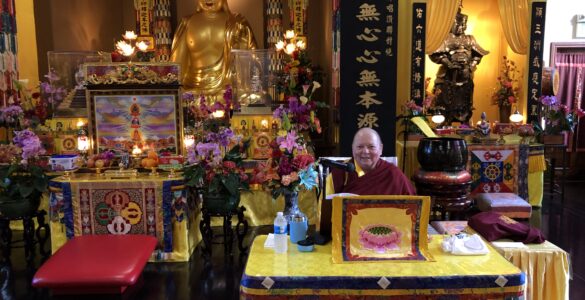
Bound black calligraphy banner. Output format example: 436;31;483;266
411;3;426;105
339;0;398;156
527;1;546;123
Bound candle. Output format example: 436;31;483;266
132;146;142;156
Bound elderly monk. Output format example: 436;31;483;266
326;128;416;196
171;0;257;95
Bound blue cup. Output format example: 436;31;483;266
289;217;308;244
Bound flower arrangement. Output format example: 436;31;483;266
251;130;319;199
492;56;520;108
3;72;67;128
111;31;153;63
0;129;50;216
274;30;325;133
182;87;250;204
538;95;585;134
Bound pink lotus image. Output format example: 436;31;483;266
359;224;402;253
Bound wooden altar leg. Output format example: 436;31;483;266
35;211;50;262
0;219;11;261
200;209;213;257
223;213;234;256
235;206;248;253
22;217;36;267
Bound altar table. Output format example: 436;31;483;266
494;241;570;300
396;140;545;206
47;174;318;261
240;235;525;299
48;173;199;262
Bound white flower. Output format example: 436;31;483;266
285;30;295;39
123;31;137;40
311;81;321;93
275;40;285;51
300;96;308;105
116;40;135;57
136;41;149;52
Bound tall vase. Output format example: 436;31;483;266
499;105;511;123
282;190;306;223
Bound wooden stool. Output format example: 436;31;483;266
32;234;156;295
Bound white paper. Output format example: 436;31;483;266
441;234;489;255
264;233;275;248
326;193;359;200
491;242;528;249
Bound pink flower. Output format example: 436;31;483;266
281;175;292;186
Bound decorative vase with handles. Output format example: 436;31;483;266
202;191;240;214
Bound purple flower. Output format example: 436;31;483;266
276;130;303;153
182;92;195;102
0;105;24;123
273;105;287;119
44;71;61;82
12;129;45;161
541;95;557;106
277;157;294;176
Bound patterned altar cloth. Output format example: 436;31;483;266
48;174;191;261
467;144;529;200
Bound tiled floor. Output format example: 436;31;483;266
3;179;584;299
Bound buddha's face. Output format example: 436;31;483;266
198;0;225;12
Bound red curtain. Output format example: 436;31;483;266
554;52;585;151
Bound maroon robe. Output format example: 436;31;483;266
331;159;416;195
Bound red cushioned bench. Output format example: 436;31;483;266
32;234;157;295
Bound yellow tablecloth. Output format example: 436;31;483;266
396;140;545;206
240;235;525;299
493;241;570;300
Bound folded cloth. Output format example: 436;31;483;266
468;211;545;243
441;233;489;255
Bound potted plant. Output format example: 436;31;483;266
182;87;250;214
536;95;585;144
0;129;50;218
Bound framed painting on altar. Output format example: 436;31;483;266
87;89;182;155
331;195;433;263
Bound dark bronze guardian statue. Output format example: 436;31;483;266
430;8;489;124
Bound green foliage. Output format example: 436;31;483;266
183;142;250;198
0;164;50;204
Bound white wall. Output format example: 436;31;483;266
543;0;585;66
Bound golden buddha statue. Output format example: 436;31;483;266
171;0;257;96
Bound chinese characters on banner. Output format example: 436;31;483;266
527;2;547;123
411;3;426;105
136;0;153;36
290;0;308;36
340;1;398;156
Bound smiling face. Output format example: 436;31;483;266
198;0;226;12
352;128;383;173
